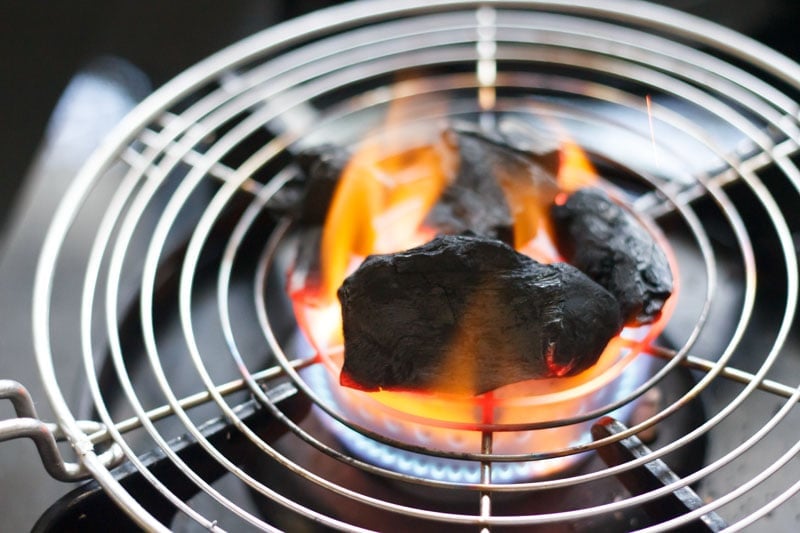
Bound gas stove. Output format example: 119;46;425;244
2;1;800;531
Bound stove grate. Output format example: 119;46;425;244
2;1;799;531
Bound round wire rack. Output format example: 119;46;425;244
23;0;800;530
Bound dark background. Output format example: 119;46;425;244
2;0;799;248
0;1;798;531
0;1;346;240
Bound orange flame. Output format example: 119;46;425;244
304;112;642;355
318;109;602;301
557;139;599;193
306;124;609;355
319;139;450;301
288;114;676;467
495;164;557;252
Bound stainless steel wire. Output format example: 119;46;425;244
25;1;800;531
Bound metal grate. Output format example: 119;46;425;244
13;0;800;530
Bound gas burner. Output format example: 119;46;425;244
3;1;800;531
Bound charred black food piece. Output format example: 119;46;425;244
551;187;673;326
338;234;623;395
266;143;349;224
425;121;559;244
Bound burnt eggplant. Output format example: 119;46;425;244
338;234;622;395
266;143;349;224
550;187;673;326
425;121;559;244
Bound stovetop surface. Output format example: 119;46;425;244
2;1;800;531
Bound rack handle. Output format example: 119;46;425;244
33;382;311;531
0;380;124;482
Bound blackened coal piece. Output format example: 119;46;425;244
338;234;622;395
551;187;673;326
425;121;559;244
266;144;349;224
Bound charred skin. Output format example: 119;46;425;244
338;235;622;395
266;143;349;224
425;121;559;244
551;187;673;326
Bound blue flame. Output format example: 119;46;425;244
302;343;651;483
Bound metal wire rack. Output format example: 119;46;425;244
3;0;800;530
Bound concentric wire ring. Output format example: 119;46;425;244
32;1;800;530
